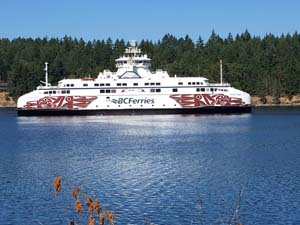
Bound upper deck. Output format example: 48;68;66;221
37;41;231;91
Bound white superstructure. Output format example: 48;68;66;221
17;41;251;116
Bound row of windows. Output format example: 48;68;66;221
99;88;163;94
94;83;110;87
65;82;208;88
66;82;162;88
44;90;70;94
101;87;227;93
116;60;149;64
150;88;161;93
44;87;228;95
100;89;116;94
117;83;128;86
187;82;204;85
113;82;161;87
100;89;163;94
177;82;204;85
116;62;150;65
196;88;228;92
100;88;227;94
145;82;161;86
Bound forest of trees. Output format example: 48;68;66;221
0;31;300;101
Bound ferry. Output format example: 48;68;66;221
17;41;251;116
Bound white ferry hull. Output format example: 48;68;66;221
17;92;251;116
17;106;251;116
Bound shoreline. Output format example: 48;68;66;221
254;104;300;107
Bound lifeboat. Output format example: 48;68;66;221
81;77;94;81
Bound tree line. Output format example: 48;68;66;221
0;31;300;100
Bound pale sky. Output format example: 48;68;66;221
0;0;299;42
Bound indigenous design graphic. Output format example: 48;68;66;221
170;94;244;108
24;96;97;109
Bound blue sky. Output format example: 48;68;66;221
0;0;299;42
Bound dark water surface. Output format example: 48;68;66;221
1;108;300;225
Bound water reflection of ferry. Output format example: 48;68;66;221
17;41;251;116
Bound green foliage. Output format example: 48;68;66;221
1;32;300;100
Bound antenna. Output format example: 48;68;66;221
220;59;223;84
44;62;48;87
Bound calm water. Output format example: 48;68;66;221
0;108;300;225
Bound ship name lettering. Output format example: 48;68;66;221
111;98;154;104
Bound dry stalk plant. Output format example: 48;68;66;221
53;176;115;225
54;176;244;225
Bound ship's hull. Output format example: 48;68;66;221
17;106;251;116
